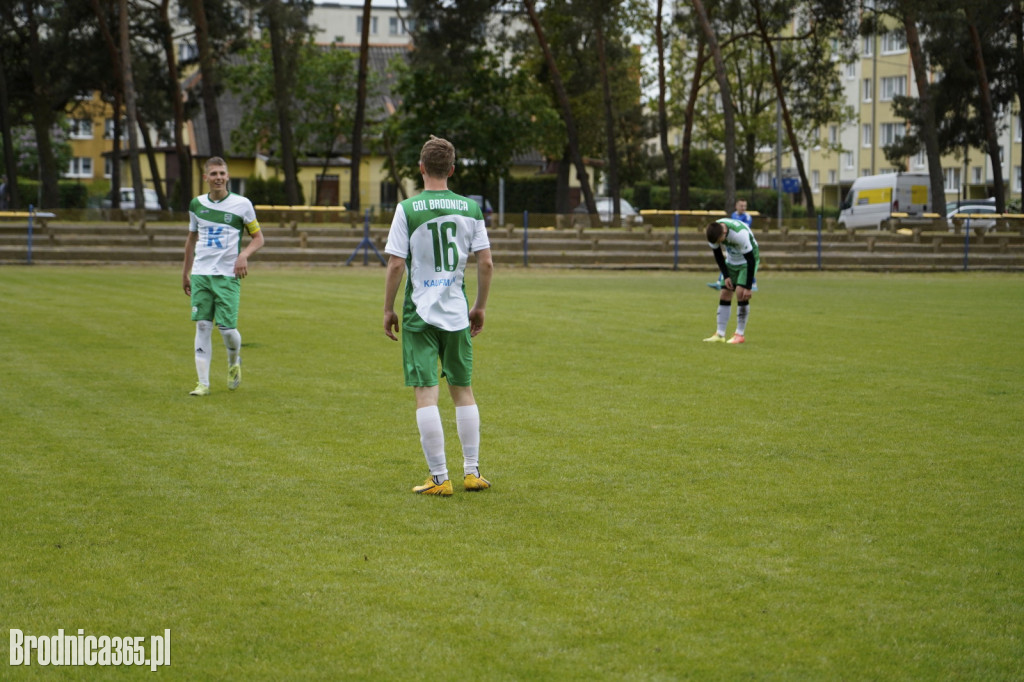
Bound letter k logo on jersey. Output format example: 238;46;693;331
206;226;224;248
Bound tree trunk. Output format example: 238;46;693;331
119;0;145;211
752;0;813;213
691;0;736;212
158;0;191;209
267;1;300;205
0;47;20;209
679;38;707;211
137;112;165;208
350;0;372;211
966;13;1005;213
522;0;597;216
25;7;59;208
191;0;224;157
596;20;620;218
903;11;945;215
655;0;678;210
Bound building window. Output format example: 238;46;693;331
104;158;113;178
880;122;905;146
944;167;961;192
862;124;873;147
913;150;926;169
845;62;856;79
862;36;874;57
356;15;378;35
828;125;838;145
1015;166;1021;192
828;169;836;184
862;78;873;102
67;157;93;178
69;118;93;139
843;151;854;169
880;76;906;101
972;166;982;184
881;31;907;54
812;170;820;191
389;16;402;35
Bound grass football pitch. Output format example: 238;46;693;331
1;266;1022;680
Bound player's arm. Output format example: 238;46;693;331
711;246;731;288
182;230;198;295
383;255;406;341
469;248;493;337
739;250;756;290
234;222;264;278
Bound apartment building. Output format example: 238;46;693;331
795;26;1021;210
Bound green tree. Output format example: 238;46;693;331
392;0;550;204
0;1;105;208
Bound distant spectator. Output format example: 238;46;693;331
0;176;8;210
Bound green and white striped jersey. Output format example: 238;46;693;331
709;217;759;266
188;193;260;277
385;189;490;332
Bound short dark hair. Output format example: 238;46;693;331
706;221;726;243
420;135;455;179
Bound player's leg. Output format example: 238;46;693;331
442;330;490;491
405;329;451;495
705;287;732;342
189;275;215;395
211;277;242;390
728;264;750;344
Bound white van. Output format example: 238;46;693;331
838;173;930;229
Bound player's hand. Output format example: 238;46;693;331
234;254;249;278
469;308;485;337
736;286;752;302
384;310;400;341
723;277;735;291
183;276;191;296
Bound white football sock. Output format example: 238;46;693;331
416;406;447;480
219;326;241;366
194;320;213;386
456;404;481;475
736;301;749;335
717;301;731;336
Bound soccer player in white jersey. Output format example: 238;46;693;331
383;136;494;496
182;157;264;396
704;217;759;344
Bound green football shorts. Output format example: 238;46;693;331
726;257;759;289
190;274;241;328
402;325;473;387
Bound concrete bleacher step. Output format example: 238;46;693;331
1;221;1022;270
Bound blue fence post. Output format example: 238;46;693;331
523;210;529;267
27;204;34;265
816;213;823;271
673;213;679;271
963;218;971;271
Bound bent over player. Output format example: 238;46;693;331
182;157;264;396
704;217;758;344
383;136;494;496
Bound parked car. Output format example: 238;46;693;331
102;187;161;211
572;197;643;227
946;200;998;231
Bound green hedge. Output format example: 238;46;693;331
5;180;89;210
245;176;304;206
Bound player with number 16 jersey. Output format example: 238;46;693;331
385;189;490;333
